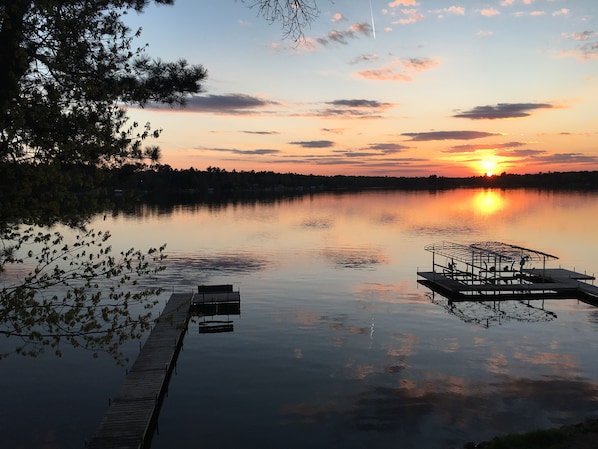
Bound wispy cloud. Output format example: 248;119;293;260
273;21;373;53
489;148;598;167
144;94;279;115
557;30;598;61
479;8;500;17
453;102;554;120
402;131;500;141
200;147;281;156
552;8;570;16
367;143;410;154
331;13;347;23
332;150;379;158
497;150;598;165
388;0;419;6
289;140;335;148
328;99;390;108
313;99;396;118
321;127;346;134
444;141;526;153
433;6;466;18
316;22;372;46
349;53;380;65
394;8;425;24
356;57;439;82
385;1;425;25
241;130;279;135
534;153;598;164
496;148;546;157
511;6;569;18
563;31;595;41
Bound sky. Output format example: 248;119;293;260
125;0;598;177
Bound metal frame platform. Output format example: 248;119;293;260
417;241;597;303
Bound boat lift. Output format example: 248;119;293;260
417;241;597;302
424;241;558;286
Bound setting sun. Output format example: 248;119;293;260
480;159;497;176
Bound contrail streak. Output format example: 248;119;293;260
369;0;376;38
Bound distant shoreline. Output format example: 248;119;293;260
113;168;598;198
3;164;598;211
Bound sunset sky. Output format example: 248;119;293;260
125;0;597;177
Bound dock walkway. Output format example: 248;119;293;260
86;292;192;449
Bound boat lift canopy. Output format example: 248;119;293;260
424;241;558;266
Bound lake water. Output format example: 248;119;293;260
2;188;598;449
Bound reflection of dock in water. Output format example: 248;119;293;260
417;241;598;325
88;285;240;448
191;285;241;333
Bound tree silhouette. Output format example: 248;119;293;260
244;0;321;41
0;1;198;360
0;223;166;362
0;0;207;166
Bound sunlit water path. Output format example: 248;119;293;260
2;188;598;449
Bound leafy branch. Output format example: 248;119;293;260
0;224;166;363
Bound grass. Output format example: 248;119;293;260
484;428;566;449
477;419;598;449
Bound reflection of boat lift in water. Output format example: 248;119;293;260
426;289;557;328
417;241;598;326
190;285;241;333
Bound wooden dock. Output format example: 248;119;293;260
86;292;192;449
191;285;241;333
191;284;241;315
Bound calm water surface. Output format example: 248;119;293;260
2;188;598;449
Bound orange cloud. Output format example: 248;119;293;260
356;57;439;81
395;8;424;24
480;8;500;17
388;0;418;6
331;13;346;22
357;65;412;81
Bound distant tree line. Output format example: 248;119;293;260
3;163;598;209
103;165;598;197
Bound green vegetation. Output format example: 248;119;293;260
0;0;203;362
1;1;206;166
0;164;167;363
458;419;598;449
484;428;566;449
17;164;595;199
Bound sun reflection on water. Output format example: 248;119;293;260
473;190;505;216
